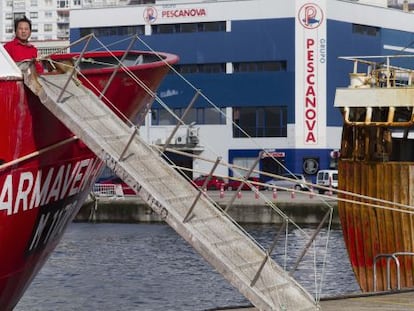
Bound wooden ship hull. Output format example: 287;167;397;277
334;56;414;292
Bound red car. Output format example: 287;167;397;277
227;176;263;191
97;176;136;195
193;175;228;190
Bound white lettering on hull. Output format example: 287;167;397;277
28;200;77;252
0;157;101;216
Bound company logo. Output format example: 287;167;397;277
303;158;319;175
144;6;158;24
298;3;323;29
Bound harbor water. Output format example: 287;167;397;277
15;222;360;311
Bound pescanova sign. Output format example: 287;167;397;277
144;6;207;23
162;8;207;18
295;0;327;147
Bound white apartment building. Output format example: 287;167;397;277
1;0;76;42
1;0;80;54
0;0;155;54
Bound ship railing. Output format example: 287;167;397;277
92;183;125;198
336;55;414;127
339;55;414;89
373;251;414;291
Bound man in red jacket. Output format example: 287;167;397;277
4;16;43;73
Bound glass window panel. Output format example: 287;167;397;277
155;24;176;34
204;108;223;124
233;106;287;138
202;21;226;32
158;108;174;125
182;108;197;124
180;23;197;33
151;109;158;125
232;157;260;178
197;108;203;124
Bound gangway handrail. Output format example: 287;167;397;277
56;35;93;103
340;54;414;89
92;183;125;198
373;251;414;291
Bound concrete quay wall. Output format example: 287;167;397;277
76;191;339;225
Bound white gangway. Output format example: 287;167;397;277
22;63;317;311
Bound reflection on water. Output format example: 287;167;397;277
15;222;360;311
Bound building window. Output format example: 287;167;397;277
154;24;177;34
233;106;287;138
201;22;226;32
6;12;13;19
6;0;13;6
151;107;226;125
152;21;225;34
31;0;38;6
73;0;81;5
233;61;287;72
45;11;53;18
32;24;38;32
30;12;38;19
6;25;13;33
13;12;25;20
172;61;286;75
128;0;155;4
179;23;198;33
171;63;226;74
352;24;380;36
44;0;53;5
80;25;145;37
57;0;69;8
44;24;53;32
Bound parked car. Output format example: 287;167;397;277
193;175;228;190
265;173;309;191
316;169;338;193
98;176;136;195
227;176;263;191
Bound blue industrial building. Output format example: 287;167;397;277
70;0;414;181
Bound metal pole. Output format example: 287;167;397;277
251;222;287;287
119;126;138;161
225;151;263;213
57;35;92;103
373;256;378;291
183;157;221;223
99;36;138;99
289;207;332;276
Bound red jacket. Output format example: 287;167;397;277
4;38;43;73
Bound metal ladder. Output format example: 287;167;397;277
23;69;317;311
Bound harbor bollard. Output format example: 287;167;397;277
273;188;277;199
291;188;295;199
220;185;224;198
237;190;242;199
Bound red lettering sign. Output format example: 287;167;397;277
161;8;207;19
304;37;317;143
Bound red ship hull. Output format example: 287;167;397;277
0;50;178;309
